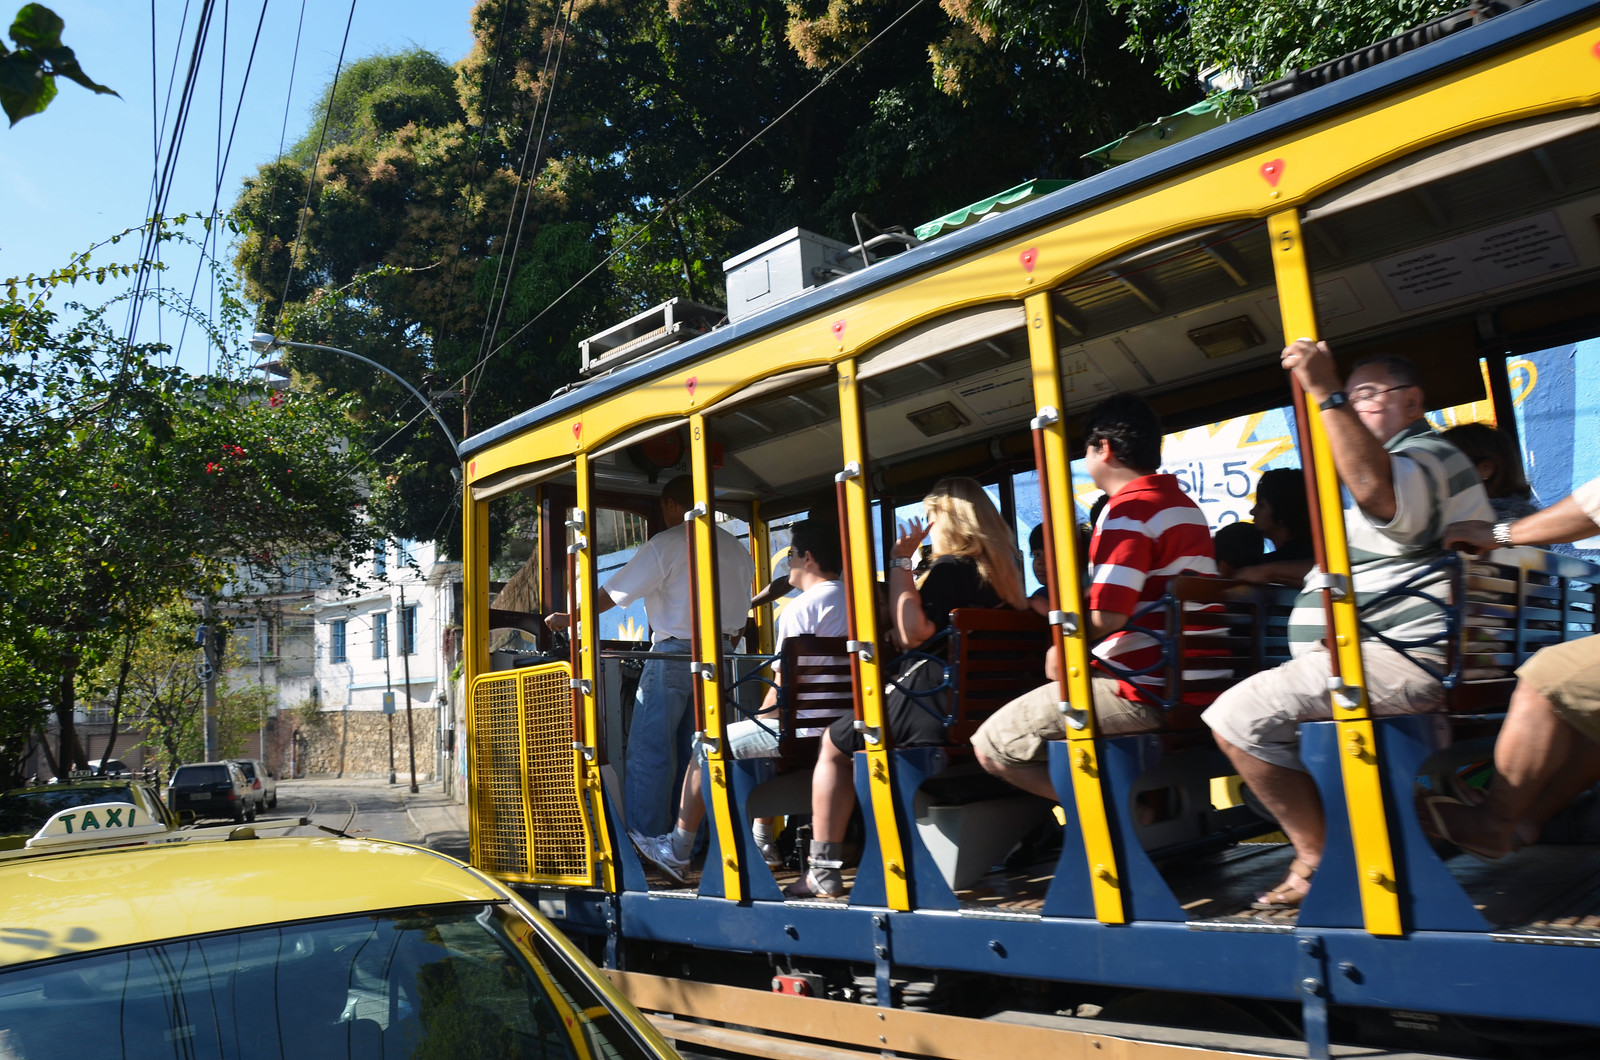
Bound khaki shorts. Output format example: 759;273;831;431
1201;642;1444;772
971;678;1163;769
1519;634;1600;744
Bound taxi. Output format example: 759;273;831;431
0;805;679;1060
0;775;179;850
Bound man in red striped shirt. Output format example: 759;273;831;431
974;395;1225;799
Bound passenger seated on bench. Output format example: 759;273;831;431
973;394;1226;799
1203;342;1493;911
1233;468;1316;586
1213;521;1266;578
1425;475;1600;859
789;476;1028;897
631;518;848;881
1441;422;1542;522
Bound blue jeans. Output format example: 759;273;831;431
624;638;695;837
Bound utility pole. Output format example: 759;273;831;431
201;599;219;762
384;617;395;786
401;583;419;793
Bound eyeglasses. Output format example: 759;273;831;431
1349;383;1415;407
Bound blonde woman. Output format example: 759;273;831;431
788;476;1027;897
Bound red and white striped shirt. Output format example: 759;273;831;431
1088;474;1228;704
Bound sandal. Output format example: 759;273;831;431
1422;795;1509;863
1251;858;1315;911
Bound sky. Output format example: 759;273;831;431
1;0;479;376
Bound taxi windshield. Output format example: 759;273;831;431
0;903;653;1060
0;787;135;835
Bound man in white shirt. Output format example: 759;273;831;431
632;517;848;881
546;475;755;839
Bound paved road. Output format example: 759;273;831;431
257;777;469;862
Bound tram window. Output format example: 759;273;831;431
591;506;652;643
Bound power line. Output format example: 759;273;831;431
453;0;931;397
273;0;359;327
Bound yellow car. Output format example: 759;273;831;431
0;777;180;850
0;808;678;1060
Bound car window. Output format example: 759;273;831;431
234;761;259;780
0;788;135;835
0;904;657;1060
172;765;229;785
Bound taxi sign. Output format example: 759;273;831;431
26;802;169;850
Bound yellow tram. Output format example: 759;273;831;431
458;3;1600;1055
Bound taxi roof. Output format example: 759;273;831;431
0;836;506;968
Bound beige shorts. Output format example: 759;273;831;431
1519;634;1600;744
971;678;1163;769
1202;641;1444;772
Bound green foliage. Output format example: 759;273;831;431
1111;0;1461;90
0;4;116;126
291;48;463;163
1;219;377;770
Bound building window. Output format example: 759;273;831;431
373;612;388;659
398;539;415;567
401;605;419;655
373;542;387;579
330;619;347;663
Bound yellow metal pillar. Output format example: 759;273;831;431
462;485;491;869
572;455;616;889
836;360;910;910
750;502;775;656
689;414;744;901
1269;208;1401;936
1024;292;1125;924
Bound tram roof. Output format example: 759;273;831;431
460;0;1589;461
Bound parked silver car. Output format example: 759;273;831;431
231;758;277;811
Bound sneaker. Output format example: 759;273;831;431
757;841;784;869
630;830;688;884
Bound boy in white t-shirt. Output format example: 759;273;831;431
632;519;847;881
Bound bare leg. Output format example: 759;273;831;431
1215;731;1326;873
674;761;706;836
810;737;857;844
976;747;1057;801
1433;681;1600;856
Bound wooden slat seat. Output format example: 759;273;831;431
944;608;1051;746
769;635;853;769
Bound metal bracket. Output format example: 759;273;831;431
569;678;592;696
1057;702;1089;730
571;741;595;761
566;536;588;555
684;502;708;522
846;639;875;662
834;462;862;483
689;661;717;682
1297;934;1330;1060
692;730;721;755
852;720;882;745
1307;571;1350;600
1327;677;1365;711
1048;610;1079;634
564;511;586;532
871;912;894;1010
1030;405;1060;431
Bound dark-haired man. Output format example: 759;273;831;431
1203;342;1492;910
545;475;755;840
975;394;1226;798
631;518;848;881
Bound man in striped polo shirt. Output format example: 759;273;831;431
975;394;1226;799
1204;341;1493;911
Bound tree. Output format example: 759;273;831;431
0;4;115;126
233;1;1186;553
1;222;379;771
1110;0;1461;92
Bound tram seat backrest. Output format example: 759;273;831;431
774;635;854;767
945;608;1052;746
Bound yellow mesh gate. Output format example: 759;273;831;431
469;662;594;885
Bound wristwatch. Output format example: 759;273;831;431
889;556;916;570
1319;391;1349;412
1492;522;1515;546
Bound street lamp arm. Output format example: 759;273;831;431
253;335;459;456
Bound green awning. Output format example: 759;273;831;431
913;178;1074;241
1081;97;1231;167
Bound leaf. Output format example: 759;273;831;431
9;5;66;51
